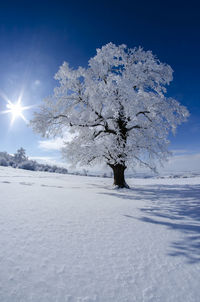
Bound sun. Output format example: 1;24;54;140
0;92;34;126
7;100;25;119
4;98;28;125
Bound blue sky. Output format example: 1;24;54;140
0;0;200;171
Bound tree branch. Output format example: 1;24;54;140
136;111;152;122
127;125;144;132
53;114;104;128
93;127;117;139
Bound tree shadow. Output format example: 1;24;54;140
100;184;200;263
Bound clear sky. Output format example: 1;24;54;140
0;0;200;171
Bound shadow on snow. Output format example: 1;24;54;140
100;184;200;264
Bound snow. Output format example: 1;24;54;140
0;166;200;301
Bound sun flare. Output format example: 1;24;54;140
4;98;28;125
7;101;24;118
0;92;34;126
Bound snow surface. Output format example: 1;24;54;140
0;166;200;302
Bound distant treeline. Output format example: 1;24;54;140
0;148;68;174
0;148;114;178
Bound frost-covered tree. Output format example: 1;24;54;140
14;147;28;164
31;43;189;188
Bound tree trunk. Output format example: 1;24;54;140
110;164;129;188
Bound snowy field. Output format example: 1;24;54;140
0;167;200;302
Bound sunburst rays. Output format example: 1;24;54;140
0;91;35;126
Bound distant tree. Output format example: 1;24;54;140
31;43;189;188
0;158;9;166
18;160;37;171
14;148;28;164
82;169;88;176
0;152;10;162
0;148;69;175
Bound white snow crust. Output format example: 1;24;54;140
0;167;200;302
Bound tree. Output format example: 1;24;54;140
14;147;28;164
31;43;189;188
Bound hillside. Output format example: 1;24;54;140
0;167;200;302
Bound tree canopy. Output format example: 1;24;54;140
31;43;189;187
